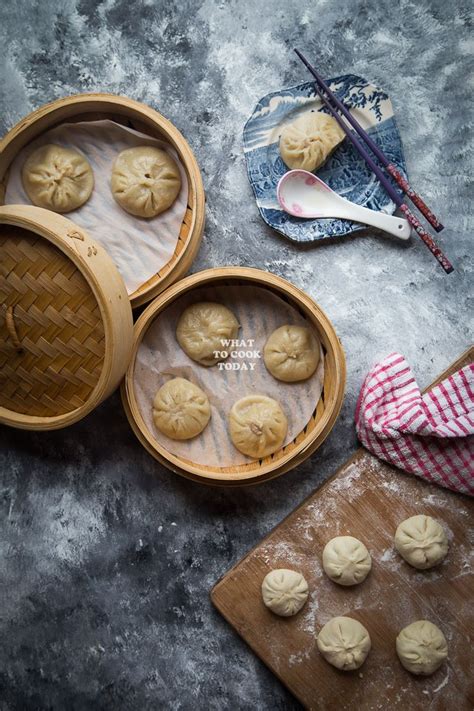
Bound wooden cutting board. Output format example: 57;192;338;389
211;347;474;711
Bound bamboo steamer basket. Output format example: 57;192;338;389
0;204;133;430
122;267;346;486
0;93;205;309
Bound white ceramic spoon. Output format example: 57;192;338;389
277;169;411;240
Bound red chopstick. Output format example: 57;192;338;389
294;50;453;274
294;49;444;233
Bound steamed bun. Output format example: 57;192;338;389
264;325;320;382
229;395;287;459
279;111;345;172
22;144;94;213
111;146;181;218
152;377;211;440
176;302;239;366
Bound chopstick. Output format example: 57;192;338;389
294;49;444;233
294;50;453;274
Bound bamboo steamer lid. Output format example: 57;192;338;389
0;204;133;430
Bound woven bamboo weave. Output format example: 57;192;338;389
0;226;105;417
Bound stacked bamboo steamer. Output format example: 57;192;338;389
0;94;345;484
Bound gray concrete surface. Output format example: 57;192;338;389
0;0;472;708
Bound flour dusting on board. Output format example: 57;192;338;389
327;462;362;491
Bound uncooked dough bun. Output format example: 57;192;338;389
152;377;210;440
317;617;371;670
22;144;94;213
396;620;448;675
264;325;320;383
229;395;288;459
261;569;309;617
111;146;181;217
322;536;372;586
395;515;448;569
176;302;239;366
279;111;345;172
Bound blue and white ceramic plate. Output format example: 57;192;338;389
243;75;407;242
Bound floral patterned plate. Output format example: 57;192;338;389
243;75;407;242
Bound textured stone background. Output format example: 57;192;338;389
0;1;472;709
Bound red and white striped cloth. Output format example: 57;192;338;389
355;353;474;496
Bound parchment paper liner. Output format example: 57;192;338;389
133;285;324;468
